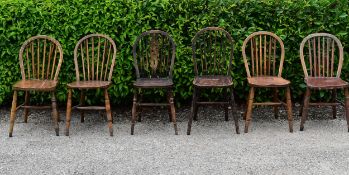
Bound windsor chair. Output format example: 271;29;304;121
242;31;293;133
9;35;63;137
187;27;240;135
131;30;178;135
299;33;349;132
65;34;117;136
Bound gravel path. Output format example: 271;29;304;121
0;105;349;174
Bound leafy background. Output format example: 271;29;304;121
0;0;348;106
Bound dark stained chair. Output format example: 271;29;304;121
242;31;293;133
299;33;349;132
131;30;178;135
9;35;63;137
187;27;240;135
65;34;117;136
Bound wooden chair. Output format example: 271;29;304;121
187;27;240;135
65;34;117;136
131;30;178;135
9;35;63;137
299;33;349;132
242;31;293;133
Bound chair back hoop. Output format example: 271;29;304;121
132;30;176;79
19;35;63;81
192;27;234;76
73;34;117;82
242;31;285;78
299;33;343;78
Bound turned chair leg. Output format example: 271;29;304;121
300;88;311;131
9;91;18;137
273;88;279;119
168;89;178;135
131;90;137;135
285;87;293;133
187;87;197;135
230;87;240;134
80;90;85;123
65;89;72;136
24;91;30;123
332;89;337;119
51;92;59;136
244;87;255;133
344;88;349;132
104;89;113;136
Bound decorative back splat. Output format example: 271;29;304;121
133;30;175;79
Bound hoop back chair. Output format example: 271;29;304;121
131;30;178;135
299;33;349;132
187;27;240;135
9;35;63;137
242;31;293;133
65;34;117;136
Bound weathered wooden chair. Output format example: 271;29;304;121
187;27;240;135
131;30;178;135
299;33;349;132
9;35;63;137
242;31;293;133
65;34;117;136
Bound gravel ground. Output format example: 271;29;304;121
0;104;349;175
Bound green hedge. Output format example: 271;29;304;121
0;0;348;106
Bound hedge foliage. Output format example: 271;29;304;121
0;0;348;106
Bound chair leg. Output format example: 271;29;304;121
300;88;311;131
193;89;200;121
104;89;113;136
80;90;85;123
273;88;279;119
137;93;142;122
224;88;229;121
344;88;349;132
168;89;178;135
244;87;255;133
230;87;240;134
65;89;72;136
131;90;137;135
167;90;173;122
243;95;249;121
23;91;30;123
299;92;306;116
51;92;59;136
9;91;18;137
332;89;337;119
187;87;197;135
285;87;293;133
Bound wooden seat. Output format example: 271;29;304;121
13;80;57;91
65;34;117;137
242;31;293;133
67;81;111;89
247;76;290;87
9;35;63;137
305;77;348;89
187;27;239;135
133;78;173;88
299;33;349;132
193;76;232;87
131;30;178;135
